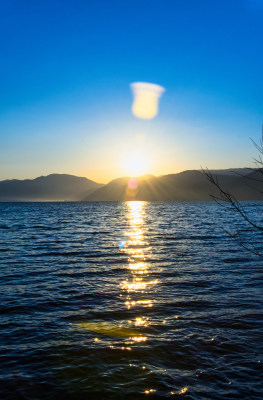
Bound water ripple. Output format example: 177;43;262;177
0;201;262;399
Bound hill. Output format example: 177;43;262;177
0;174;103;201
83;169;263;201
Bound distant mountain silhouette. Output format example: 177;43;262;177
202;168;253;176
83;169;263;201
0;174;103;201
1;169;262;202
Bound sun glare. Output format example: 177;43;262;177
124;152;148;177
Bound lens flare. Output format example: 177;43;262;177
125;178;139;200
131;82;165;119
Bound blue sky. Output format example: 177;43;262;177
0;0;263;182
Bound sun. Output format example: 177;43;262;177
124;152;149;177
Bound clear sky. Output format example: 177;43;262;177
0;0;263;183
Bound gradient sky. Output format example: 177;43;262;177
1;0;263;183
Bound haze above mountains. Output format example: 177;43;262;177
0;169;262;202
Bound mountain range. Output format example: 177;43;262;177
0;174;103;201
0;169;262;202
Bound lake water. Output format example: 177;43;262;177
0;202;262;399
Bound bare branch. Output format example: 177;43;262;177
202;129;263;259
202;168;263;232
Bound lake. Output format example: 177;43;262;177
0;202;262;399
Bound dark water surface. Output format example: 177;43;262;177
0;202;262;399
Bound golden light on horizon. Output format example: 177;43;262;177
130;82;165;119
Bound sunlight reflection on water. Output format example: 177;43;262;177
119;202;157;340
79;202;154;344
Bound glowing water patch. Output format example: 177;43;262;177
129;262;148;272
125;299;153;309
145;389;156;394
132;336;147;342
78;321;146;340
179;387;188;394
135;317;148;326
121;279;158;291
131;82;165;119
